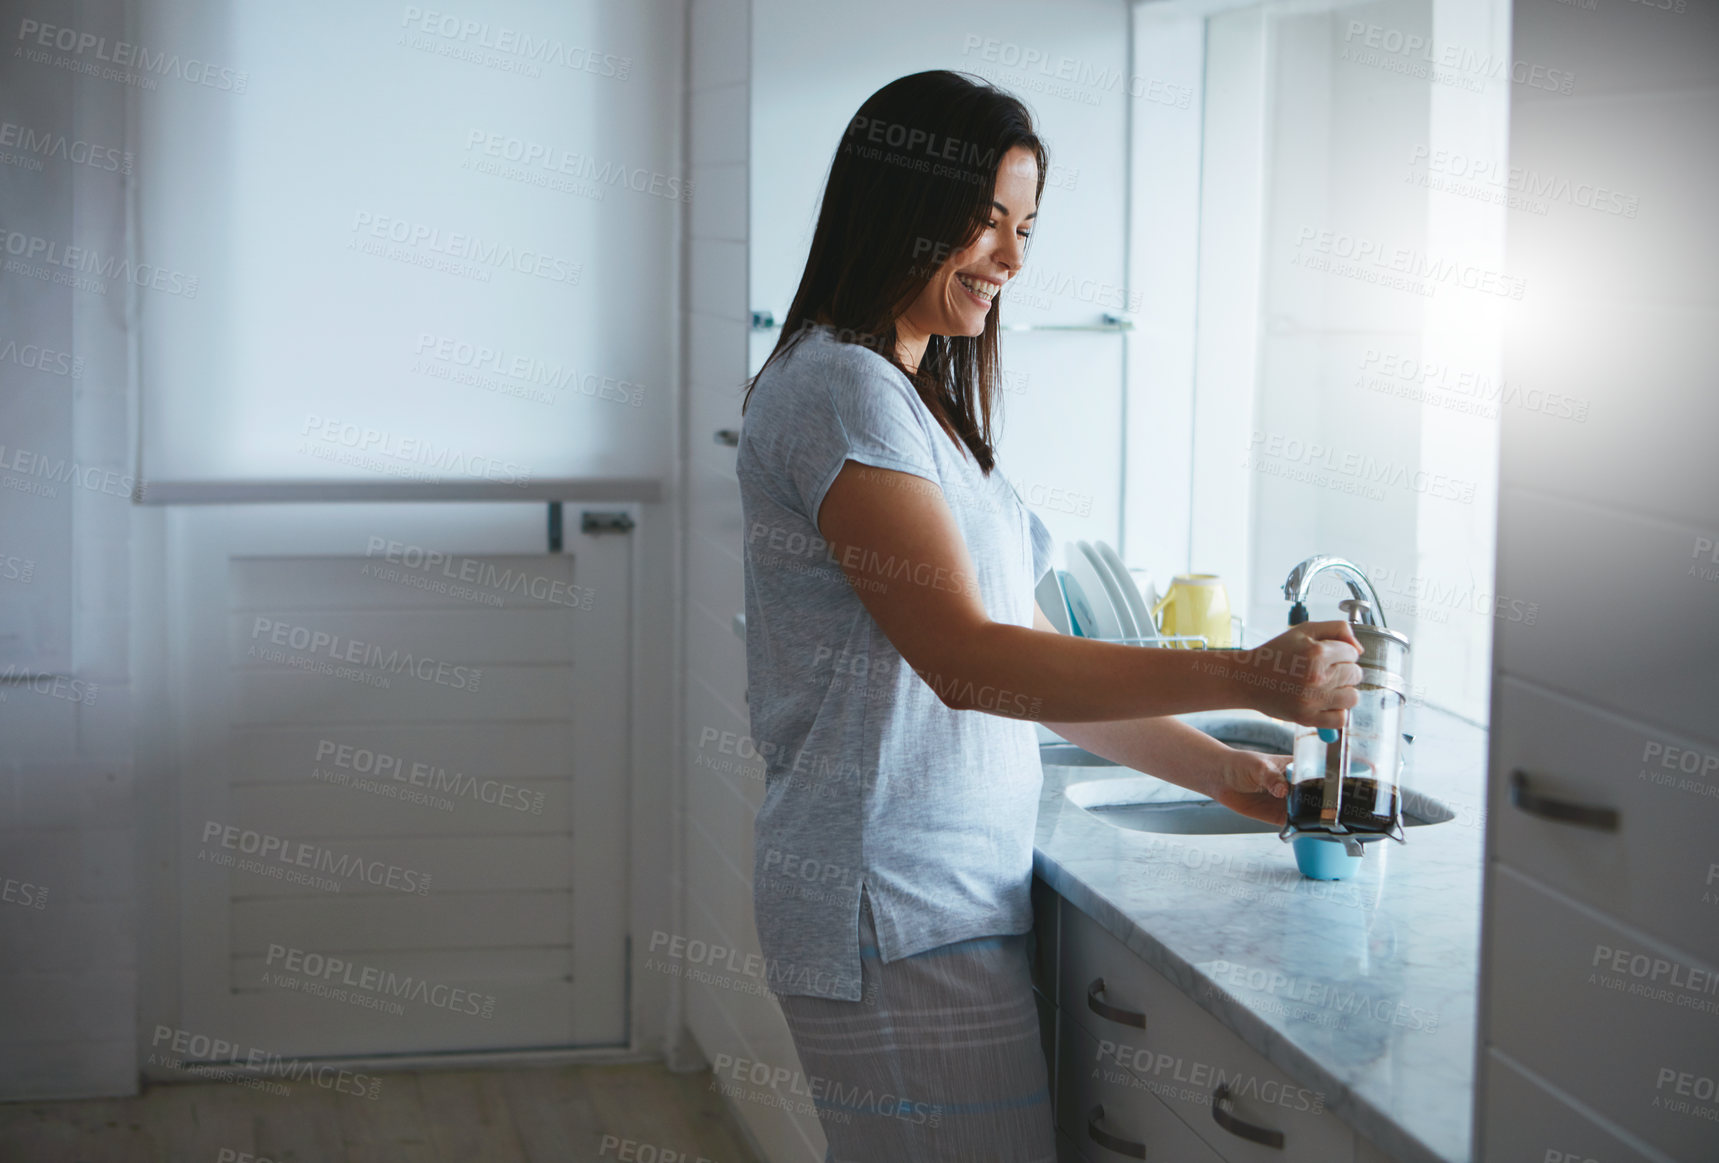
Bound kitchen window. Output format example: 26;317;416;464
1126;0;1513;724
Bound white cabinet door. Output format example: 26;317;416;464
1057;901;1356;1163
1482;866;1719;1161
1059;1014;1226;1163
1493;489;1719;754
1488;677;1719;971
1353;1137;1396;1163
170;502;630;1059
1478;1050;1665;1163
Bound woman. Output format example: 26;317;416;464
736;71;1361;1161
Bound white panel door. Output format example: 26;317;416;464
170;502;629;1057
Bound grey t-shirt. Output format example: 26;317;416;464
737;323;1053;1001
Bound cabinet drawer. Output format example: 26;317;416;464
1490;677;1719;970
1494;490;1719;745
1058;1014;1225;1163
1058;900;1354;1163
1479;1049;1659;1163
1484;866;1719;1160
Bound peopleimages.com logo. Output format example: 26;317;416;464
299;414;531;488
312;737;546;815
398;6;632;79
0;225;198;297
148;1026;379;1098
412;334;644;408
264;943;496;1019
0;119;132;173
1;874;48;910
14;18;249;92
199;819;433;895
0;664;98;707
1340;21;1574;94
248;616;483;691
348;210;582;286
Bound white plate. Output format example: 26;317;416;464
1035;569;1071;634
1092;540;1157;643
1079;541;1139;641
1057;569;1100;638
1066;543;1125;640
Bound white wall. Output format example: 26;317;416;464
0;0;139;1099
679;0;795;1152
1124;4;1204;591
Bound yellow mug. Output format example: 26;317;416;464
1151;574;1232;648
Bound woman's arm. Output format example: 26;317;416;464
815;459;1362;728
1030;602;1292;825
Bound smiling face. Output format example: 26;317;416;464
895;145;1039;369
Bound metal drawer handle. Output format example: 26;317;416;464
1087;1104;1147;1158
1510;769;1619;832
713;428;740;447
1087;978;1147;1030
1212;1082;1285;1149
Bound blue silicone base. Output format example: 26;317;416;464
1292;835;1364;880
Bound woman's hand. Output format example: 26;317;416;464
1227;622;1364;730
1206;749;1292;827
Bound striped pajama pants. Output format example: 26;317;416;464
774;892;1058;1162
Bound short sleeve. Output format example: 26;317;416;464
783;351;943;532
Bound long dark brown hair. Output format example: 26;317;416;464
742;70;1048;474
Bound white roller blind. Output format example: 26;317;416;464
134;0;681;483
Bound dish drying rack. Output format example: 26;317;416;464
1048;571;1255;650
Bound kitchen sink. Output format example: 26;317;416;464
1062;774;1457;836
1037;742;1121;767
1038;713;1296;770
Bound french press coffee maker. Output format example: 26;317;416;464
1280;597;1412;857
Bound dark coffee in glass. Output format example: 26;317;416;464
1287;775;1399;834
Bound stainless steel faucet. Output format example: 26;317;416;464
1282;556;1389;628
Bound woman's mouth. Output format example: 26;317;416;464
956;273;1001;307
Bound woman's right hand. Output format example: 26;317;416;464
1228;622;1364;729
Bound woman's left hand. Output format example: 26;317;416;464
1208;750;1291;826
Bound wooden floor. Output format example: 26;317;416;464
0;1062;766;1163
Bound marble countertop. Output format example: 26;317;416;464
1033;706;1488;1163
